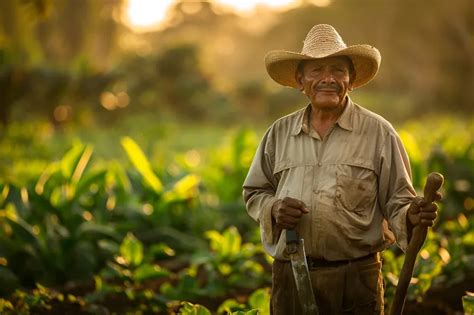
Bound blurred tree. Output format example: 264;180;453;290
0;0;124;126
156;44;223;119
234;80;268;119
1;0;472;126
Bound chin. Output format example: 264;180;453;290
312;98;342;110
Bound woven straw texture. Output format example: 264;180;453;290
265;24;381;89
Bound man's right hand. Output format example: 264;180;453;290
271;197;310;229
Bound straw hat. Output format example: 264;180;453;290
265;24;381;89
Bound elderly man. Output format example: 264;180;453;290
242;24;440;314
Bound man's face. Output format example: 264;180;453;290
296;56;354;111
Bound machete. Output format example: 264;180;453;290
286;229;319;315
390;172;444;315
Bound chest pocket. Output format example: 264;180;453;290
273;160;311;200
335;163;377;213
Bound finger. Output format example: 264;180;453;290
434;192;442;201
418;196;429;207
409;197;423;214
283;197;309;213
278;216;300;228
420;203;438;213
276;209;302;225
419;212;437;220
420;219;435;226
281;206;305;216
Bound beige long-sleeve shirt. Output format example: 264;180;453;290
243;97;416;261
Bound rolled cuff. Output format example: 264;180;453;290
259;196;279;245
390;204;411;253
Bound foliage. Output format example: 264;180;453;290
160;227;270;302
178;288;270;315
0;116;472;313
0;141;122;288
84;233;171;314
0;284;86;315
463;292;474;315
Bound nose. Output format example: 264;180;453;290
320;69;336;84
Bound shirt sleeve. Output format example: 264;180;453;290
378;129;417;252
242;127;280;245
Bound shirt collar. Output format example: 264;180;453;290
336;96;354;131
291;104;312;136
291;96;354;136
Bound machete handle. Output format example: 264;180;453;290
390;172;444;315
286;229;299;245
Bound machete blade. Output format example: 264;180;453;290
286;230;319;315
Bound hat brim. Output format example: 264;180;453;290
264;44;381;89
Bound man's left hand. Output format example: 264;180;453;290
407;192;442;228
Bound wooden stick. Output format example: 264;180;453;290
390;172;444;315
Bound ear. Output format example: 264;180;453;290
348;82;354;92
295;71;304;92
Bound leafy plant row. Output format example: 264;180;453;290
0;118;473;313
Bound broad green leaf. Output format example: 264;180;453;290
179;302;211;315
1;204;37;242
121;137;162;193
134;263;170;283
222;226;241;258
462;231;474;246
145;243;175;262
75;169;107;197
98;239;119;255
77;222;121;241
248;288;270;314
108;161;131;193
0;184;9;206
217;263;232;275
120;233;143;267
35;162;60;195
60;143;93;184
217;299;246;314
205;230;223;253
205;227;242;258
162;174;200;202
241;243;258;257
463;292;474;315
50;186;67;207
0;298;15;312
242;261;264;275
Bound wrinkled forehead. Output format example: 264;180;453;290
304;55;353;69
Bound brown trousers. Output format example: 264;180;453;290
271;254;384;315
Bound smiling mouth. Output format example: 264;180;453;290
316;89;338;93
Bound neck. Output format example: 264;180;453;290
310;97;347;124
309;97;348;138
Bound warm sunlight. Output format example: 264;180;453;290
217;0;294;12
125;0;174;32
124;0;333;32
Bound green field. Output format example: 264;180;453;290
0;114;473;314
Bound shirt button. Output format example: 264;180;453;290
318;162;322;166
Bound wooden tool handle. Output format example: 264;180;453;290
423;172;444;203
390;172;444;315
